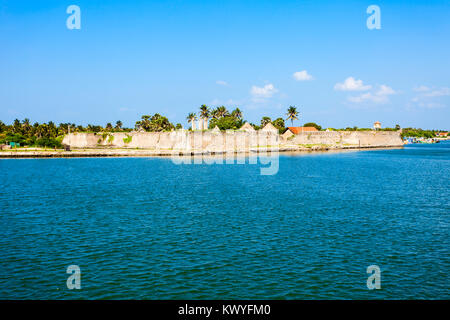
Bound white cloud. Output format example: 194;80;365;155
216;80;229;86
413;85;430;92
348;85;396;104
250;83;278;101
411;86;449;109
416;102;445;109
334;77;372;91
424;87;450;97
348;92;375;103
377;85;396;96
293;70;313;81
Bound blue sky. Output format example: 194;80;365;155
1;0;449;129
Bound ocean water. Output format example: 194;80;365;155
0;143;448;299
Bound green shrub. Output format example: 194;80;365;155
35;137;62;148
123;135;132;144
209;116;243;130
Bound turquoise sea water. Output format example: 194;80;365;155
0;143;449;299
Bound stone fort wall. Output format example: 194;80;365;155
62;130;403;151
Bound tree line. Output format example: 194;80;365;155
3;105;437;148
185;105;301;133
0;119;132;148
0;106;301;147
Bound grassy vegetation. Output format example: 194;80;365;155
123;135;132;144
297;143;332;148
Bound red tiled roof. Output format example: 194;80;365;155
288;127;318;134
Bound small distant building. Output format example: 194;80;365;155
373;121;381;130
260;122;278;133
240;122;256;132
281;130;295;140
282;127;318;140
437;132;448;137
287;127;319;134
211;125;221;134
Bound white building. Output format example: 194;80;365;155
373;121;381;130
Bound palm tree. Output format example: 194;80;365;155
286;106;299;126
22;118;31;135
35;124;44;138
47;121;57;137
29;122;38;136
210;108;219;120
199;105;210;130
115;120;123;130
231;108;242;120
13;119;21;133
187;112;197;130
38;123;48;138
199;105;209;118
216;106;229;118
